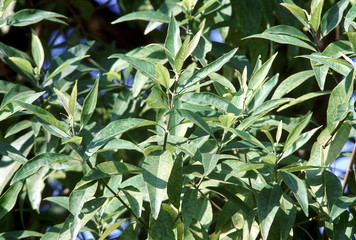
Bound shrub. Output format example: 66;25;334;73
0;0;356;239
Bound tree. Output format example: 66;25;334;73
0;0;355;239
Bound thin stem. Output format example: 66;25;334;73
342;141;356;192
163;114;171;150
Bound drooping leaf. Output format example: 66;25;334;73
2;9;67;26
182;189;198;227
112;11;170;24
330;196;356;221
0;142;27;164
299;54;351;76
26;167;47;212
148;204;177;240
84;118;155;159
167;154;183;209
98;219;128;240
279;194;296;240
257;184;282;240
280;171;309;216
0;182;23;220
142;150;174;219
122;186;143;217
11;153;76;183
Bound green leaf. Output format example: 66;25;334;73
16;101;69;138
146;86;169;109
332;212;354;240
325;122;351;166
0;231;43;239
46;55;89;80
44;196;69;210
7;57;36;86
281;126;321;160
237;98;293;130
227;128;267;151
81;76;99;127
167;154;183;209
280;171;309;216
179;92;233;113
84;118;155;159
142;150;174;219
280;3;309;29
284;112;312;151
122;186;143;217
248;52;278;91
311;61;328;90
327;69;354;130
278;91;331;111
155;63;172;88
272;70;314;99
148;204;177;240
0;142;27;164
320;0;349;38
330;196;356;221
216;160;267;180
186;25;204;60
110;54;157;81
100;139;142;153
207;186;250;214
53;88;70;116
279;194;296;240
310;0;324;32
182;189;198;227
257;184;282;240
31;29;44;74
112;11;170;24
4;120;32;138
68;80;77;118
175;36;190;73
0;182;23;220
176;109;214;137
344;5;356;31
3;9;67;26
246;32;315;51
11;153;76;184
209;72;236;92
26;168;47;212
164;15;181;66
183;48;237;89
78;161;141;187
299;54;351;76
98;218;127;240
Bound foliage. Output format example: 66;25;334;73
0;0;356;239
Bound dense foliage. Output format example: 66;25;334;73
0;0;356;239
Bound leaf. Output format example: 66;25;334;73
26;168;47;212
276;120;283;144
15;101;69;138
248;52;278;92
79;161;141;187
46;55;89;80
245;32;315;51
277;91;331;111
53;88;70;116
155;63;172;89
183;48;237;89
237;98;293;130
7;57;36;85
310;0;324;32
101;139;142;153
175;36;190;73
182;189;198;227
330;196;356;221
207;186;250;214
44;196;69;210
281;126;321;160
4;120;32;138
81;76;99;127
68;80;77;118
272;70;314;99
0;182;23;220
142;150;174;219
176;109;214;137
110;54;157;81
112;11;170;24
320;0;349;38
227;128;267;151
312;61;328;91
284;112;312;151
299;54;351;76
146;86;169;109
325;122;351;166
327;69;354;130
0;231;43;239
148;204;177;240
164;15;181;66
3;9;67;26
84;118;155;159
179;92;232;113
11;153;76;184
0;142;27;164
31;29;44;74
257;184;282;240
122;186;143;217
279;194;296;240
280;171;309;216
186;25;204;60
209;72;236;92
98;218;127;240
280;3;309;29
167;154;183;209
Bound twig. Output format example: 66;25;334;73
342;141;356;192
